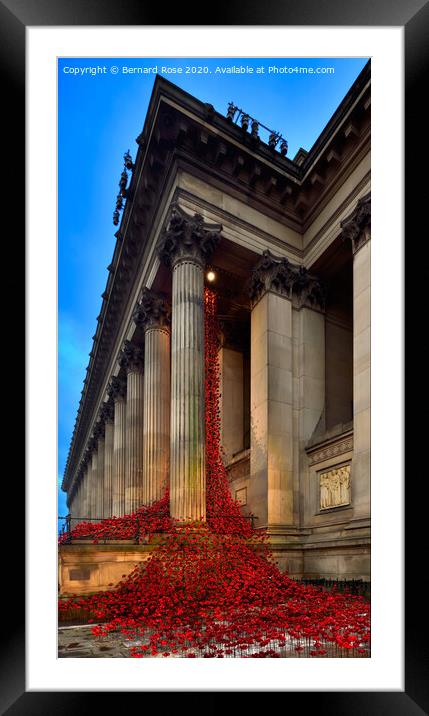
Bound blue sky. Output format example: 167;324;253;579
58;56;369;522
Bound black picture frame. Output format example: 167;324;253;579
7;1;427;713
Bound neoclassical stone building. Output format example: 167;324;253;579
62;61;370;581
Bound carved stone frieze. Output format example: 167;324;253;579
307;436;353;466
157;203;222;269
248;249;326;310
341;193;371;254
133;288;171;332
319;464;351;510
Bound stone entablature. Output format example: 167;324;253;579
248;249;326;310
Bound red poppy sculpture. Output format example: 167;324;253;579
59;289;370;658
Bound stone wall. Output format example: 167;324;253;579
59;543;154;596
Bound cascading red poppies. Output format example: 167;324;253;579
59;288;370;658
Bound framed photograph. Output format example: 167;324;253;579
8;1;425;712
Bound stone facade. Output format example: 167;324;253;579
62;62;371;581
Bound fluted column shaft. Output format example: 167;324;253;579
90;452;98;519
75;484;81;525
125;369;145;513
157;204;221;522
90;448;98;518
69;495;75;524
103;420;114;518
112;396;127;517
170;259;206;522
86;474;90;520
143;326;171;504
341;194;371;522
83;464;91;518
80;468;87;519
79;482;84;523
70;490;76;526
96;437;105;520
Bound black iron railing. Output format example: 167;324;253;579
58;513;258;545
296;577;370;598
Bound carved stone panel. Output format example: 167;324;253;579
69;567;91;581
235;487;247;506
319;464;351;510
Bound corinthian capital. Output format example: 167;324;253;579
248;250;295;303
249;250;325;310
118;340;144;373
341;193;371;254
157;203;222;269
107;374;127;401
100;399;115;424
133;288;171;332
93;420;105;440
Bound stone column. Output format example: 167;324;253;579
68;492;75;525
83;458;91;519
78;480;84;522
109;375;127;517
79;477;85;523
218;334;245;462
157;204;221;522
101;401;115;518
90;449;98;520
77;483;81;521
96;435;105;520
293;303;326;528
74;481;81;526
120;342;145;514
134;290;171;505
342;194;371;521
81;462;90;519
248;251;325;530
